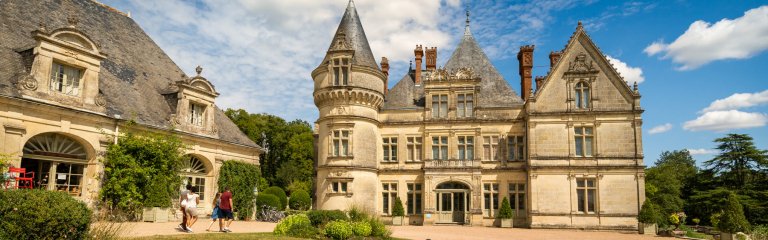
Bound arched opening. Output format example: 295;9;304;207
434;181;471;224
21;133;90;196
179;155;210;201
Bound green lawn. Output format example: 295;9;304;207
131;232;307;240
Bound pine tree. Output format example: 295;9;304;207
498;197;514;219
718;192;751;233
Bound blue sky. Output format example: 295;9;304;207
102;0;768;166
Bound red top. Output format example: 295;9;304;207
219;191;233;210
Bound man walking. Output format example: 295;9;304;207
218;186;234;232
177;184;192;232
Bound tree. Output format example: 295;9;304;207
705;134;768;190
638;199;660;224
718;192;751;233
392;197;405;217
645;150;698;226
497;197;514;219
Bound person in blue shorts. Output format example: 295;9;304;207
206;192;222;232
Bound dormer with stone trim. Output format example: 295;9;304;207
17;18;107;112
165;66;220;137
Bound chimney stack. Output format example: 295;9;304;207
425;47;437;71
549;51;562;70
517;45;534;100
535;76;545;91
414;45;424;85
381;57;389;94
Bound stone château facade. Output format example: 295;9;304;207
313;1;645;230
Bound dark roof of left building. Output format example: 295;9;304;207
0;0;258;148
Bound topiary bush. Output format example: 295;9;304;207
351;221;372;237
323;220;353;240
497;197;514;219
718;192;751;233
638;199;660;224
256;193;281;210
392;197;405;217
274;214;311;235
263;186;288;210
0;190;92;240
307;210;349;227
289;189;311;211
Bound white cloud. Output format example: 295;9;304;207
687;148;719;155
644;6;768;70
648;123;672;135
605;55;645;84
701;89;768;112
683;110;768;131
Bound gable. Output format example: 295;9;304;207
531;29;638;113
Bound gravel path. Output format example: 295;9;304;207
114;220;277;238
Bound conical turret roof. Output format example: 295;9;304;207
323;0;379;70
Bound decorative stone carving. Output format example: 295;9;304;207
329;30;351;51
17;75;38;91
426;67;475;81
567;53;597;74
95;93;107;107
168;114;181;125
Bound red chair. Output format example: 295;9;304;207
8;167;34;189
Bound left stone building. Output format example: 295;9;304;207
0;0;262;215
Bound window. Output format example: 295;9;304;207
406;137;422;162
457;136;474;160
382;183;398;215
576;178;597;213
431;94;448;118
574;127;594;157
457;93;473;117
54;163;84;195
382;137;398;162
332;130;351;157
508;183;526;215
407;183;422;215
331;181;348;193
431;136;448;160
483;136;500;161
183;176;206;201
180;156;208;200
483;183;500;217
189;103;206;126
50;62;81;96
575;82;590;109
507;136;525;161
332;57;350;86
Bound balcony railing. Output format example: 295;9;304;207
424;159;480;169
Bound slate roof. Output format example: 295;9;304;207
383;17;524;110
0;0;258;148
322;0;379;70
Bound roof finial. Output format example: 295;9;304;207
577;20;583;30
464;9;472;36
348;0;355;8
633;81;638;92
195;65;203;76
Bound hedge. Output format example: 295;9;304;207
274;214;311;235
263;186;288;210
289;190;311;210
323;220;353;240
0;190;92;240
307;210;348;227
218;160;262;220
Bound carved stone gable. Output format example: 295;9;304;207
567;53;598;74
330;31;351;51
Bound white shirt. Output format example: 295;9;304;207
186;193;199;208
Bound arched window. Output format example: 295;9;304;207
575;82;590;109
180;155;208;201
21;133;88;195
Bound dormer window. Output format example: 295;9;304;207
189;103;206;126
332;57;350;86
49;62;82;96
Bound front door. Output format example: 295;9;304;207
452;191;465;222
435;190;469;224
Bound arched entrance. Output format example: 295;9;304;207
435;181;470;224
21;133;89;196
179;155;210;201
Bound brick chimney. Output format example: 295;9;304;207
517;45;534;99
535;76;545;91
549;51;562;70
425;47;437;71
414;45;423;85
381;57;389;94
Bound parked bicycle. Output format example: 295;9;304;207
257;205;285;222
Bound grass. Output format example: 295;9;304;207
130;232;307;240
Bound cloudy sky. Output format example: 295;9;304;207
102;0;768;166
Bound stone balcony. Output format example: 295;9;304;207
424;159;481;169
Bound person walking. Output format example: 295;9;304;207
205;192;222;232
185;188;200;232
218;187;234;232
177;184;192;232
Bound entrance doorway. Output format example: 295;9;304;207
435;182;470;224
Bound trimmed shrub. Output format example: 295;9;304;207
307;210;348;227
497;197;514;219
256;193;281;210
263;186;288;210
217;160;262;220
274;214;311;235
0;190;92;240
369;217;391;238
718;192;751;233
351;221;372;237
323;220;353;240
638;200;660;224
392;197;405;217
287;221;318;239
289;189;311;211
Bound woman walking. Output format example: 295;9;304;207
206;192;222;232
184;188;200;233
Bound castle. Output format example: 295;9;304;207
313;1;646;229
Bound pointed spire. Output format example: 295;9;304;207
464;10;472;36
321;0;378;69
